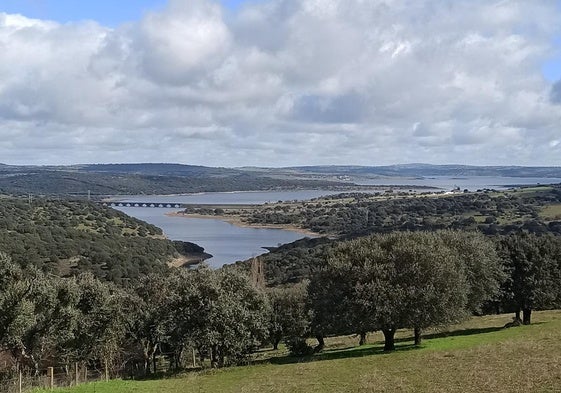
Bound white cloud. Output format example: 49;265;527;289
1;0;561;166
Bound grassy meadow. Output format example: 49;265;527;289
40;310;561;393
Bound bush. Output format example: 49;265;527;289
285;337;314;357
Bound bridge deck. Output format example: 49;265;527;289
102;202;184;208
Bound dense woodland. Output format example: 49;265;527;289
0;198;201;284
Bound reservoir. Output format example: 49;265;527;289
114;206;309;268
115;176;561;267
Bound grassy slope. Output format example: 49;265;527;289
43;311;561;393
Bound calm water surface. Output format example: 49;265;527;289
115;207;308;268
115;176;561;267
113;189;382;205
355;176;561;190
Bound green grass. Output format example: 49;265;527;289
41;311;561;393
506;186;554;196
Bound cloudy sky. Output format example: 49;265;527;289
1;0;561;167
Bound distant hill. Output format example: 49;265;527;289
0;163;347;196
76;163;242;177
1;163;561;196
277;164;561;178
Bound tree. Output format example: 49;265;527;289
309;232;476;351
267;282;310;350
0;253;45;373
440;231;506;316
497;234;561;324
170;267;270;367
308;249;378;349
128;273;176;375
71;274;129;372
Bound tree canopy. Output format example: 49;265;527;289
308;231;504;350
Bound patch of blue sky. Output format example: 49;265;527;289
221;0;249;10
0;0;254;26
0;0;166;26
542;57;561;82
542;2;561;81
542;34;561;82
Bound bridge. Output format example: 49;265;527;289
102;202;184;209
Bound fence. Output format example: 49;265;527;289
0;364;112;393
0;349;200;393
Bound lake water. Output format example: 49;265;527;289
354;176;561;190
111;189;383;205
114;207;308;268
115;176;561;267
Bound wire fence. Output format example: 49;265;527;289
0;349;200;392
0;365;114;393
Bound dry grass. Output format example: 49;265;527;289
540;204;561;220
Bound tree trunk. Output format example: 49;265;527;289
515;309;521;322
315;334;325;352
143;358;149;375
273;338;280;350
142;341;153;375
359;332;367;346
382;329;396;352
174;348;183;370
32;357;39;377
414;327;422;346
197;346;205;364
142;349;150;375
210;346;218;368
523;308;532;325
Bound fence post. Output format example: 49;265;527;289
75;362;79;386
47;367;54;390
84;365;88;384
18;370;22;393
105;360;109;382
192;348;196;368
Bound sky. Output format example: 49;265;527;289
1;0;561;167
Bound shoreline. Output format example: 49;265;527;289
168;252;212;268
166;211;320;237
100;185;440;202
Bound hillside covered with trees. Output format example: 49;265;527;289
0;197;202;283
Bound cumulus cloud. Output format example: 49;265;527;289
1;0;561;166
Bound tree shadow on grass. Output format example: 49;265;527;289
127;367;205;381
410;322;545;342
395;325;504;344
259;323;540;366
262;342;418;366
